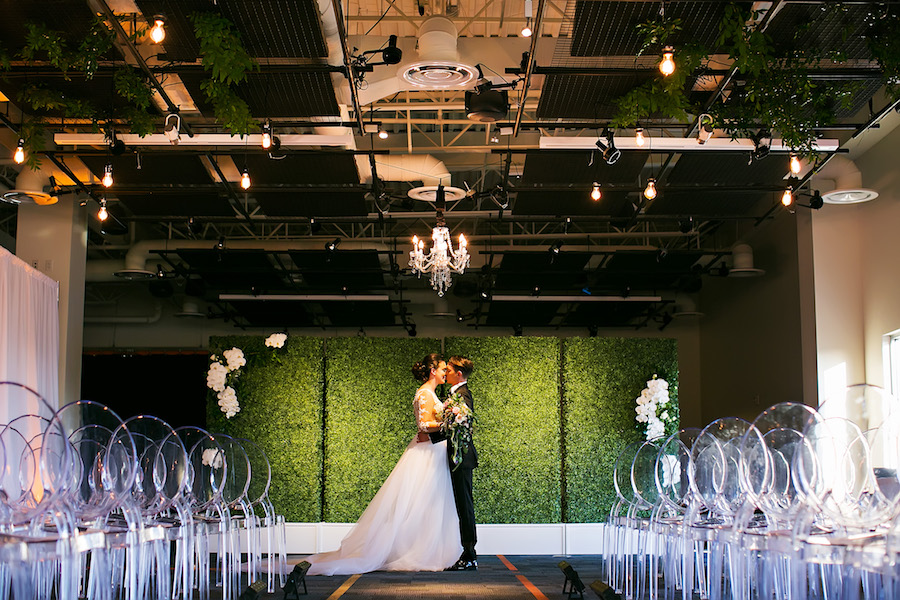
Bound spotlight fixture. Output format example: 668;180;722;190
216;236;226;251
531;285;541;297
164;113;181;144
187;216;202;236
456;309;465;322
149;15;166;43
588;324;598;337
156;264;166;279
679;217;693;234
659;46;675;76
809;190;824;210
102;163;114;188
549;240;563;255
513;324;523;337
697;113;714;144
595;129;620;165
13;138;24;164
635;128;646;147
750;129;771;161
407;323;417;337
261;120;272;149
97;198;109;221
240;168;251;190
643;178;657;200
490;134;500;143
522;0;533;37
325;238;340;252
590;182;602;201
790;153;801;175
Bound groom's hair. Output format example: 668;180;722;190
448;356;473;378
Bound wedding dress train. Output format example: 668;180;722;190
307;389;462;575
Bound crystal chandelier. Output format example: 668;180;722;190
409;186;470;296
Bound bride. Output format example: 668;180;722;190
306;353;462;575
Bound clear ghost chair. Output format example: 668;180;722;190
174;426;228;600
49;400;139;600
0;382;74;600
215;435;252;597
688;417;752;600
652;428;700;600
630;438;665;600
736;402;825;600
235;437;286;592
606;439;653;598
122;415;189;600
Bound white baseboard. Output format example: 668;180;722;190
284;522;606;555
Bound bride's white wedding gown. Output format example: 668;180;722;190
306;388;462;575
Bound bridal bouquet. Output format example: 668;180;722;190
634;375;676;441
440;393;476;470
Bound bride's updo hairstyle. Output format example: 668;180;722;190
412;353;443;382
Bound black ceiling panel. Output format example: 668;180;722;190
174;249;288;292
599;250;703;290
227;300;316;327
644;190;770;217
254;191;367;217
765;4;873;61
570;1;742;57
563;301;654;327
244;154;359;185
80;155;213;185
321;301;396;327
537;74;651;119
0;1;115;54
134;0;207;62
118;193;234;217
521;151;647;185
513;190;632;217
289;250;386;290
484;301;562;327
665;153;789;186
493;252;592;292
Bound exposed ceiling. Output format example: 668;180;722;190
0;0;896;333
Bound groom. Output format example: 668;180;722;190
442;355;478;571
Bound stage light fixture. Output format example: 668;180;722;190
595;129;620;165
325;238;340;252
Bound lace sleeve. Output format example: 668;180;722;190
415;389;442;432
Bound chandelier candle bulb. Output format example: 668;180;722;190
409;223;471;297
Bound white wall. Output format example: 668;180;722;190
811;123;900;398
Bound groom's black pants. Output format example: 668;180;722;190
450;465;477;560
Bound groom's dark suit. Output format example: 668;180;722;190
430;381;478;563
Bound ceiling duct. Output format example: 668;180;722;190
400;16;478;88
1;166;57;206
728;243;765;278
814;155;879;205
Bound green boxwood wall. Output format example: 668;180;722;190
562;338;679;522
444;337;562;523
322;337;440;522
205;336;677;523
205;335;324;522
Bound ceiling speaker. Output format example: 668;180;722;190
466;89;509;122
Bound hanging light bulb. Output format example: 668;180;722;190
102;163;114;188
644;178;658;200
782;188;794;207
521;17;533;37
659;46;675;76
240;168;251;190
635;128;645;147
97;199;109;221
149;16;166;44
790;153;801;175
378;129;389;140
590;182;602;201
13;138;25;164
261;121;272;149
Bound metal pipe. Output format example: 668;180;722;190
513;0;545;137
330;0;366;134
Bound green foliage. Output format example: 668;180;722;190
114;67;153;109
20;18;114;80
445;337;562;524
206;336;324;522
20;121;45;171
322;337;439;521
190;12;258;136
866;8;900;100
562;337;678;523
77;17;115;80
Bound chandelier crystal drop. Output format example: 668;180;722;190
409;205;470;296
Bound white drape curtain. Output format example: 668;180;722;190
0;246;59;423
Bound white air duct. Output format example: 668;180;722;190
357;154;451;186
813;155;879;205
1;166;57;206
400;16;478;89
729;243;765;278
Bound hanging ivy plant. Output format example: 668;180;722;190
190;12;258;135
866;6;900;100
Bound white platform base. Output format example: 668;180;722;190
284;523;606;555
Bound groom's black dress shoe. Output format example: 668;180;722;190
445;558;477;571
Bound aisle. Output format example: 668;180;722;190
272;555;605;599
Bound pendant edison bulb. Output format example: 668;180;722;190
240;169;251;190
644;179;657;200
591;182;602;201
635;128;645;147
659;47;675;76
102;165;113;188
782;189;793;207
14;139;25;164
150;18;166;43
790;153;801;175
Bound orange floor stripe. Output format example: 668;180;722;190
516;574;550;600
497;554;517;571
326;573;361;599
